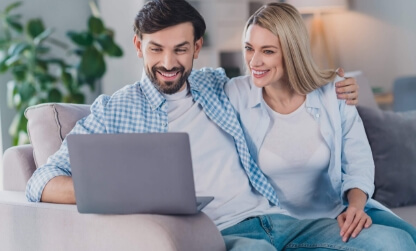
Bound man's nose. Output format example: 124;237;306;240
161;52;176;70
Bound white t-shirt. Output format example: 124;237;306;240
163;85;287;230
259;98;345;219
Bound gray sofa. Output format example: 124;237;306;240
1;73;415;250
0;103;226;251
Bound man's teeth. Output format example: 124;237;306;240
160;72;178;77
253;70;267;75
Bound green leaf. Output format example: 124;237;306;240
96;34;123;57
26;19;45;39
66;31;93;46
34;59;48;72
64;92;85;104
5;54;20;66
8;42;30;56
9;111;23;143
12;64;27;81
7;80;18;108
88;16;105;34
18;82;36;101
5;17;23;33
35;73;56;84
6;14;22;21
61;71;73;91
0;61;7;72
5;2;22;14
17;130;30;145
8;109;28;146
36;46;50;54
79;46;105;79
33;28;53;45
28;96;40;107
47;88;62;102
43;58;65;68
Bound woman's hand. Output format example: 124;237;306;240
337;188;372;242
337;206;372;242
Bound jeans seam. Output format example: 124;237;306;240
285;243;365;251
259;216;275;247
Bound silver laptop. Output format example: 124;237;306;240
67;133;213;215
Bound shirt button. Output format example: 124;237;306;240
162;122;168;127
315;113;320;118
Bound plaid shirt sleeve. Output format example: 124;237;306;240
25;95;110;202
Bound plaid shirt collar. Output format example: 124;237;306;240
139;69;203;111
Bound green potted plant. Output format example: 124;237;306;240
0;1;123;145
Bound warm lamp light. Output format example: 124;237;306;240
285;0;348;68
286;0;347;14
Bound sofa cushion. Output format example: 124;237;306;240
357;106;416;208
25;103;91;168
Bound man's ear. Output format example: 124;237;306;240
193;37;203;59
133;35;143;58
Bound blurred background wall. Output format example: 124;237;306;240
1;0;415;189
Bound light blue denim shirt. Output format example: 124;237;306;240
225;75;390;212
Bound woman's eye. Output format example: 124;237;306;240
244;46;253;51
264;50;274;54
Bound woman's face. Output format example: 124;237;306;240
244;24;286;88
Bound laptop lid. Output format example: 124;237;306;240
67;133;212;215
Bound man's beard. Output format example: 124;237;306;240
146;65;191;94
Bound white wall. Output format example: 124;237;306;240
0;0;91;189
98;0;145;95
319;0;416;92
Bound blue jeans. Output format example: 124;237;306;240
221;214;415;251
367;208;416;244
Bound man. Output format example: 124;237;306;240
26;0;414;250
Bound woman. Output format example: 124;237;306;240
225;2;416;245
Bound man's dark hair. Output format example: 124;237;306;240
133;0;206;41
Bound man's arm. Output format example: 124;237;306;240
335;68;359;105
41;176;76;204
26;95;110;203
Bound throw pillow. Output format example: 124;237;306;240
357;106;416;208
25;103;91;168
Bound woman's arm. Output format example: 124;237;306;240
337;188;372;242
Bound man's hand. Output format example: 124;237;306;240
337;188;371;242
335;68;359;105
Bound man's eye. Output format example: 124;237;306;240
151;48;162;52
176;48;187;53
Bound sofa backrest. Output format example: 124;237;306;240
25;103;91;168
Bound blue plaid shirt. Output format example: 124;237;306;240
26;68;279;206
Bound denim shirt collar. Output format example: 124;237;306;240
248;81;263;108
247;77;322;111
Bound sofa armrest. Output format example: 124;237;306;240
3;145;36;191
0;191;225;251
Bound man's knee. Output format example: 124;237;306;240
223;235;276;251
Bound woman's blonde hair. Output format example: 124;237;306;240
244;3;336;94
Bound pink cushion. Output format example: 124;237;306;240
25;103;91;168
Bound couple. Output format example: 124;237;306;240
26;0;416;250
